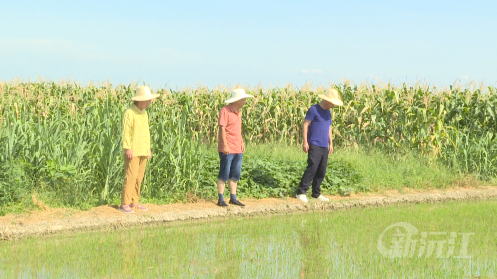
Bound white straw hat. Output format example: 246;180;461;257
318;88;343;106
131;86;160;101
225;89;253;104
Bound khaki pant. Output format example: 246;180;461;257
121;156;148;205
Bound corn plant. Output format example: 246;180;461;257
0;80;495;209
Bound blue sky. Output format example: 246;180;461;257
1;0;496;89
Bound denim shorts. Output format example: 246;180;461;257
218;153;243;182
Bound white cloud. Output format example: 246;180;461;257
312;69;322;74
301;69;309;73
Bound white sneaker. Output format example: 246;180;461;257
315;195;330;202
296;194;308;203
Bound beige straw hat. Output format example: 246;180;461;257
131;86;160;101
318;88;343;106
225;89;253;103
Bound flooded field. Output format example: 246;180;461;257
1;199;496;278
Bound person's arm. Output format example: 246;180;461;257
218;108;230;155
122;111;133;159
146;112;151;159
219;126;229;155
302;107;315;153
302;119;311;153
328;126;333;154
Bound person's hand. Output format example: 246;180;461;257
303;142;309;153
126;149;133;159
223;145;230;155
329;145;334;154
148;149;152;159
241;142;245;153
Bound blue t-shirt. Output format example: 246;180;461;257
305;104;332;148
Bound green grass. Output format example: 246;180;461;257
331;147;464;191
243;144;463;192
1;199;495;278
130;143;464;206
0;143;469;216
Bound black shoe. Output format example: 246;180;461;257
229;199;245;207
217;200;228;207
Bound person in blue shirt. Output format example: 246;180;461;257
296;89;343;203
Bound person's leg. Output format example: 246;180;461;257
228;153;244;206
130;157;148;210
132;157;148;203
121;156;139;212
217;179;226;198
311;147;328;198
228;179;238;195
217;153;233;205
297;145;321;195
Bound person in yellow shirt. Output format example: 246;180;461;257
120;86;159;213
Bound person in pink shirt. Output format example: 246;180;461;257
217;89;253;207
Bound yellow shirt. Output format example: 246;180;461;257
122;104;151;157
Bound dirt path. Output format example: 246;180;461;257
1;186;496;240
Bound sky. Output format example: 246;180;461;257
1;0;496;89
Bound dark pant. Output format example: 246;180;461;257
297;144;329;198
218;153;243;182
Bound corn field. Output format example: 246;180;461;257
0;80;495;209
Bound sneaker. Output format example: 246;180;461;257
315;195;330;202
217;200;228;207
119;205;135;213
130;204;148;211
296;194;308;203
229;199;245;207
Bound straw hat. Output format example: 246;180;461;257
225;89;253;103
318;89;343;106
131;86;160;101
